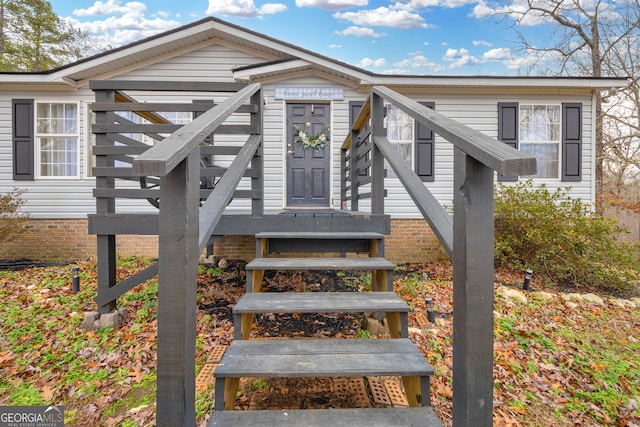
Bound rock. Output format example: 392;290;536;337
364;317;388;336
565;301;579;310
610;298;636;308
81;312;100;330
82;309;127;330
117;307;128;322
581;293;605;306
561;293;583;302
218;259;229;269
534;291;556;302
496;286;528;304
99;312;120;329
408;327;424;336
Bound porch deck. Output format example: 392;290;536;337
88;209;390;236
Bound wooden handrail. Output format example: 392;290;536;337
373;135;454;257
198;134;263;249
371;86;536;177
132;83;261;177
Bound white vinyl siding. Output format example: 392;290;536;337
0;41;596;219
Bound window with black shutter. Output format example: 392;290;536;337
497;101;582;182
415;102;435;182
12;99;34;181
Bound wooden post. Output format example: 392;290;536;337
95;89;117;315
349;130;359;211
370;93;385;216
155;150;199;426
250;90;263;217
452;148;495;427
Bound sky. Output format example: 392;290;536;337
46;0;556;76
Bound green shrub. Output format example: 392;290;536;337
0;188;29;244
494;180;639;293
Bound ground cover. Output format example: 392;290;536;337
0;258;638;426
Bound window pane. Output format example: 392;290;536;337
521;143;559;179
36;103;79;177
384;104;413;179
39;136;78;177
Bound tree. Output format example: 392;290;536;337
0;0;95;71
486;0;640;204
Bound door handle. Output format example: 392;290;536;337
287;150;294;155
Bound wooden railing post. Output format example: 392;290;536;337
452;148;495;427
250;90;263;217
349;131;359;211
370;93;385;215
155;150;200;426
94;88;117;315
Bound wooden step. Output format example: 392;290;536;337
255;231;385;240
233;292;409;339
256;232;386;257
245;257;395;292
214;338;433;410
246;257;395;271
208;407;443;426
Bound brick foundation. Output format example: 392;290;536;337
0;219;158;262
0;218;442;264
385;219;443;264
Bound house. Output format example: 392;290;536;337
0;16;627;263
1;17;629;426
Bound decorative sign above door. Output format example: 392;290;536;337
275;87;344;100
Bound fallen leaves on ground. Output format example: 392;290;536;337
0;259;638;426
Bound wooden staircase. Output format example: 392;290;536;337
208;231;442;426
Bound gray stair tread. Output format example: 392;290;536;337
234;291;409;314
208;407;443;426
256;231;384;239
215;338;433;378
245;257;395;271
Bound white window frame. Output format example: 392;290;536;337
35;101;80;179
384;103;414;179
519;103;562;180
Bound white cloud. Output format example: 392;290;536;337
394;0;477;9
443;47;482;68
206;0;287;18
473;40;492;47
394;53;445;72
74;0;147;17
66;14;181;47
295;0;369;10
334;26;384;37
482;47;512;61
328;44;342;48
334;7;429;29
358;57;387;67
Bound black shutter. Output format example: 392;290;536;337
497;102;519;182
415;102;435;182
562;103;582;182
349;101;367;176
12;99;34;181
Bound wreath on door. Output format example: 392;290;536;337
294;113;330;151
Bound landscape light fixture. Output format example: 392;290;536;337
523;269;533;291
425;297;436;323
72;267;80;294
